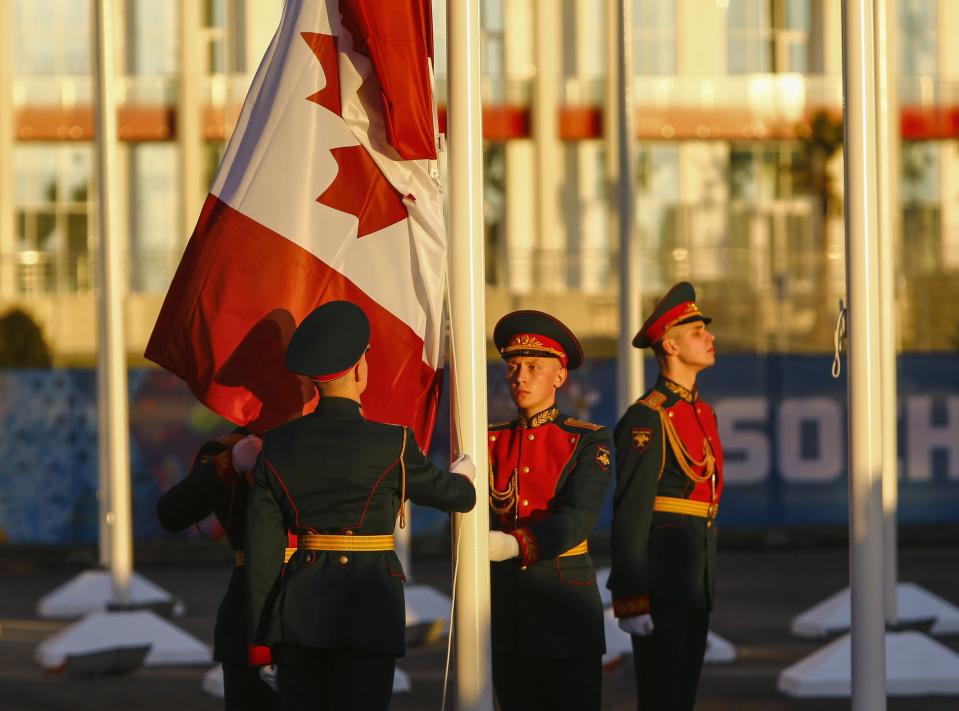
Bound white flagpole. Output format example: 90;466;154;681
447;0;494;708
841;1;887;708
874;0;900;627
607;0;643;413
93;0;134;606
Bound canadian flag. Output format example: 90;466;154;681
146;0;446;446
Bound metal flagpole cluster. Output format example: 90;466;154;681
447;0;494;709
779;0;959;701
34;1;210;672
788;0;959;647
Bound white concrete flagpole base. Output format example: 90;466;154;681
596;567;737;664
36;569;183;619
202;664;225;697
405;584;452;645
778;631;959;697
35;610;210;669
791;582;959;638
200;663;413;697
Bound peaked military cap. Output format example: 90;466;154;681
632;281;712;349
285;301;370;381
493;310;583;370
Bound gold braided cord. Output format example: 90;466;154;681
657;408;716;484
489;459;517;515
398;427;408;529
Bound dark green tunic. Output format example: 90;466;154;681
156;429;251;664
246;397;475;659
607;376;724;615
488;408;613;659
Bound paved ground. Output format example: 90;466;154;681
1;544;958;710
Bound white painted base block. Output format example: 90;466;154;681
36;570;183;619
35;610;211;669
791;583;959;638
405;584;452;633
596;566;736;664
200;664;411;697
778;631;959;697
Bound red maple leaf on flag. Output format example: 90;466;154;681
317;145;409;237
301;32;341;115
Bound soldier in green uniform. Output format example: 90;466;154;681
486;310;613;711
245;300;476;711
608;282;724;711
157;427;278;710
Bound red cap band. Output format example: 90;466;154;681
645;302;704;345
500;333;568;368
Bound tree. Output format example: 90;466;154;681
0;308;53;367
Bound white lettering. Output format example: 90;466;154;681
778;397;844;483
905;395;959;482
714;398;769;485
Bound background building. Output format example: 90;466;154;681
1;0;958;363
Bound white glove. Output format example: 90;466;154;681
231;434;263;473
258;663;278;692
618;613;655;637
450;453;476;482
489;531;520;562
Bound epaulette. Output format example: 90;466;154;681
637;391;667;410
563;417;604;431
489;420;513;430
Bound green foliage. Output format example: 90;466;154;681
0;308;53;367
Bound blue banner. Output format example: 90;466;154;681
0;355;957;544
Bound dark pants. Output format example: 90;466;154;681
630;605;709;711
274;645;395;711
222;662;277;711
492;652;601;711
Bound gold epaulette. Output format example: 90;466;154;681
564;417;603;431
638;391;667;410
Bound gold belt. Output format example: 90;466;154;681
653;496;718;519
234;548;297;566
298;533;395;552
558;540;589;557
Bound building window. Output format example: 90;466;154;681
130;143;181;293
633;1;675;76
899;0;937;76
901;141;940;275
13;144;93;294
727;0;814;75
13;0;90;76
129;0;179;76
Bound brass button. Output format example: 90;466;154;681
520;565;528;571
528;434;535;441
344;529;353;535
569;437;576;444
490;435;497;442
522;499;529;507
522;466;530;473
668;412;674;418
706;521;713;529
338;555;349;566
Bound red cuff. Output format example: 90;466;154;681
247;644;272;666
613;594;650;617
510;528;539;566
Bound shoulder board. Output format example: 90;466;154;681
637;391;667;410
563;417;604;431
489;420;513;431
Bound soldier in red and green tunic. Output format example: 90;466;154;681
608;282;724;711
486;310;613;711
